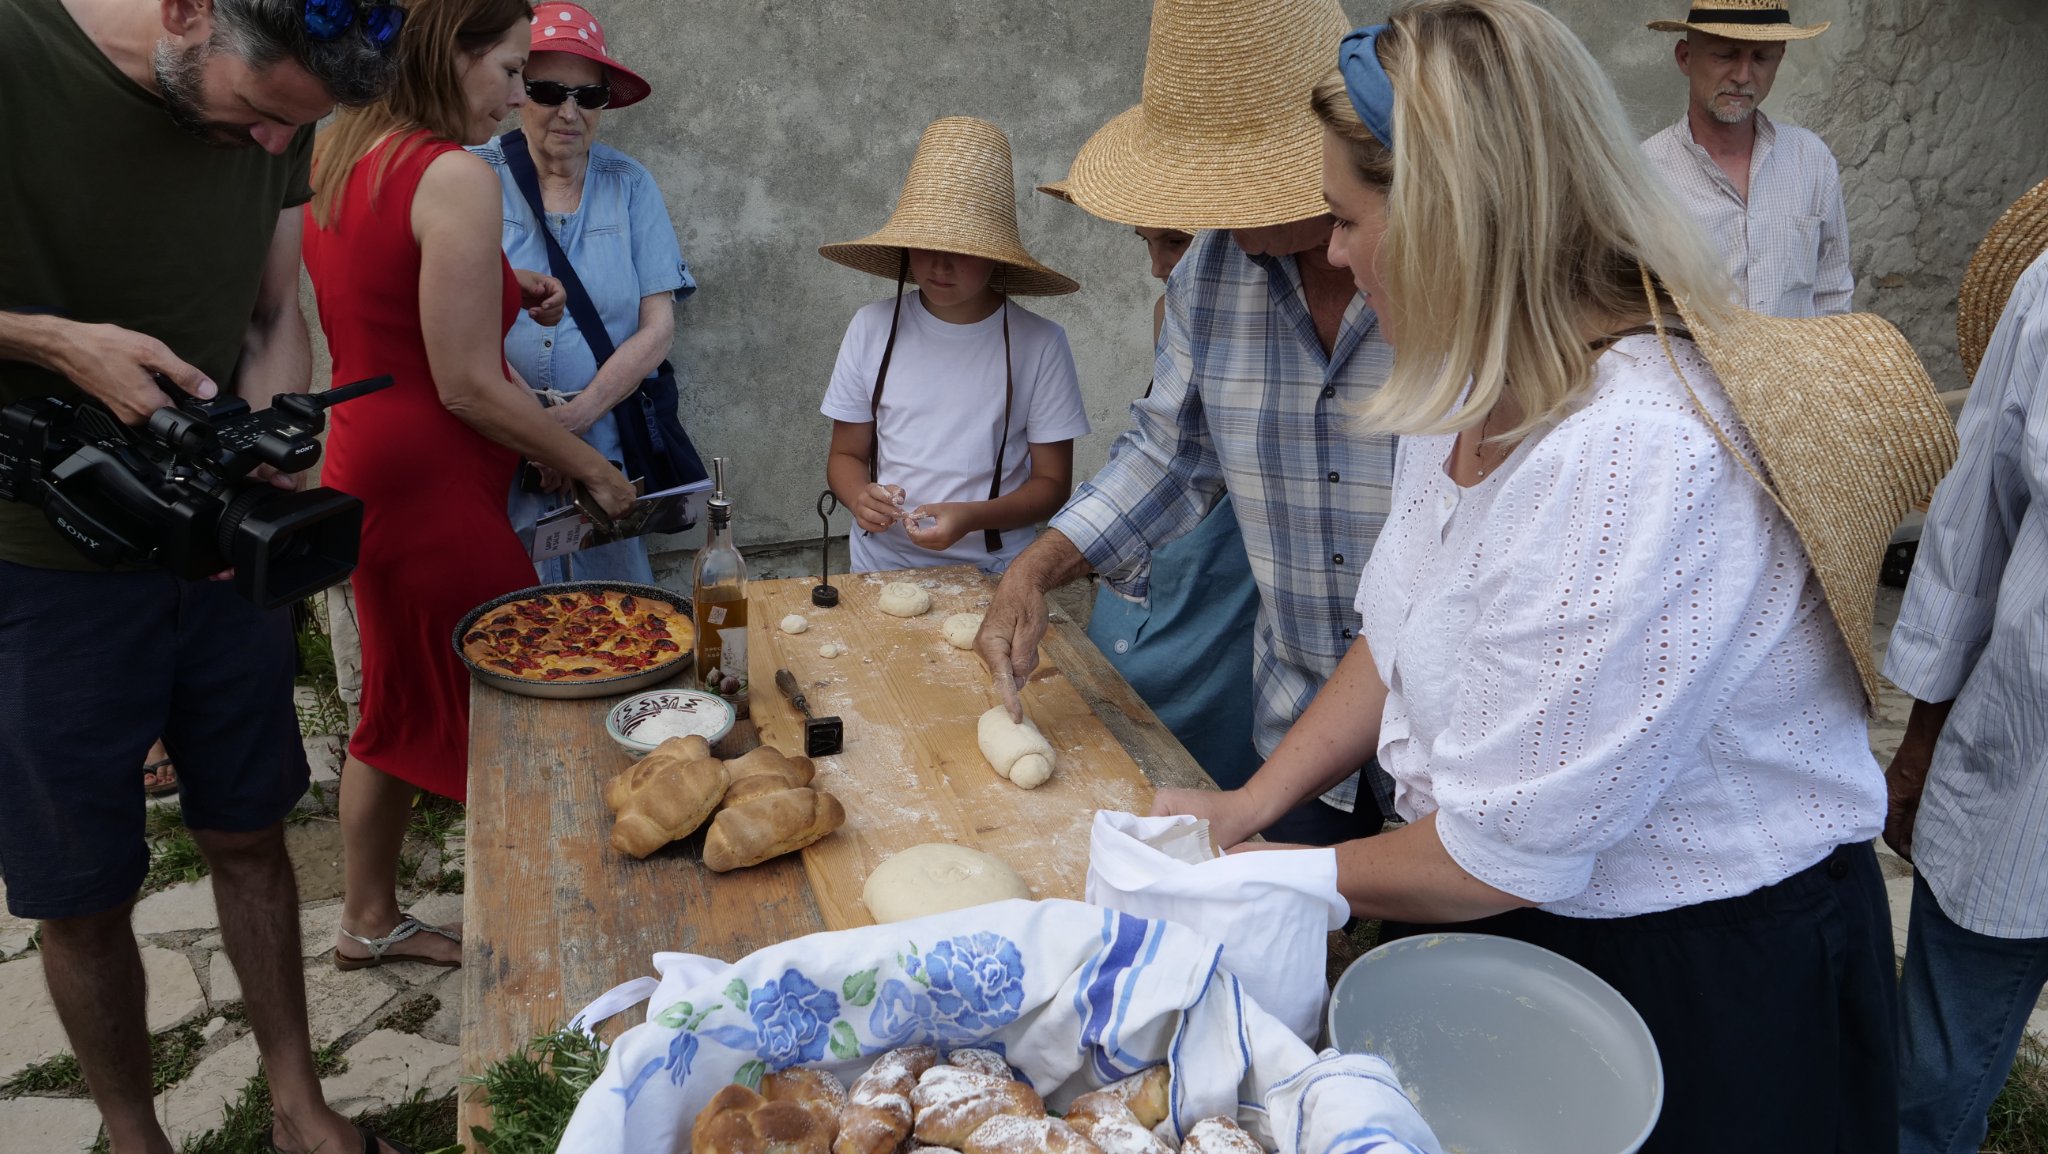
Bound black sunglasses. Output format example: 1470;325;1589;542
525;80;613;109
302;0;405;45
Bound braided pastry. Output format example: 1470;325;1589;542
1180;1118;1263;1154
963;1115;1106;1154
1062;1088;1174;1154
910;1066;1044;1147
833;1045;941;1154
692;1082;835;1154
946;1048;1014;1080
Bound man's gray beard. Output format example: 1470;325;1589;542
1709;92;1759;125
151;38;258;148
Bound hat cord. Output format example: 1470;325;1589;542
1640;264;1794;527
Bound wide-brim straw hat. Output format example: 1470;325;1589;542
1957;177;2048;379
819;117;1077;297
1035;0;1350;231
1671;300;1958;711
1648;1;1829;41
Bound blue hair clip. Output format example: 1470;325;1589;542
1338;25;1395;148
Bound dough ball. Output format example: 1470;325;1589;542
876;581;933;618
779;613;810;635
976;706;1057;790
863;843;1031;923
940;612;983;650
818;641;846;658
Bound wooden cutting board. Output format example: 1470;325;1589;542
746;565;1156;930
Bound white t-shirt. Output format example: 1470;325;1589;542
1355;335;1880;918
822;291;1090;573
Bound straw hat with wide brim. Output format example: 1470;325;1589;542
1957;177;2048;379
1035;0;1350;231
1648;1;1829;41
1663;297;1958;711
819;117;1077;297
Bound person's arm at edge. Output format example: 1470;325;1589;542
233;207;313;413
412;149;632;516
1813;152;1855;316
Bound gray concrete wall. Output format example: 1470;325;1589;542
304;0;2048;555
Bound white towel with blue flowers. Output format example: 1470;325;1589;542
554;899;1439;1154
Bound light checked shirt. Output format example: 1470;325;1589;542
1050;229;1398;814
1884;249;2048;940
1642;110;1853;318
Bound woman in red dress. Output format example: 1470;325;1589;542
304;0;633;969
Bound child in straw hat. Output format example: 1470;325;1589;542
819;117;1089;574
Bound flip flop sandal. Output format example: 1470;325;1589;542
265;1125;417;1154
143;758;179;797
334;914;462;972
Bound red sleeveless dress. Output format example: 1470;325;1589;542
304;131;532;801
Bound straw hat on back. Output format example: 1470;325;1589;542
820;117;1077;297
1957;177;2048;380
1038;0;1350;231
1647;1;1829;41
1664;299;1958;711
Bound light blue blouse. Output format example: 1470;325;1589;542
473;135;695;582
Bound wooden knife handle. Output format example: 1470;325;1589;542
775;668;809;716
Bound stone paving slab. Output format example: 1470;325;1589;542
131;877;220;936
0;946;202;1083
304;962;402;1047
159;1033;260;1143
0;1095;103;1152
320;1029;462;1117
208;951;243;1005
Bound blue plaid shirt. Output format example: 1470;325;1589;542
1051;229;1397;811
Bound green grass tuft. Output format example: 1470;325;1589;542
3;1020;208;1100
1986;1033;2048;1153
143;824;210;894
2;1051;84;1097
375;993;442;1036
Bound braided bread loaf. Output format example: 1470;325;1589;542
833;1044;939;1154
910;1065;1044;1147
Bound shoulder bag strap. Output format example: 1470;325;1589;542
499;130;619;366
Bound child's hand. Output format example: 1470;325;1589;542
854;483;906;533
904;503;972;551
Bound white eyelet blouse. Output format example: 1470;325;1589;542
1354;335;1882;918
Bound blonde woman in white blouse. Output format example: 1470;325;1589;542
1153;3;1897;1150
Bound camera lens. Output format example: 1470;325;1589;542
218;483;364;609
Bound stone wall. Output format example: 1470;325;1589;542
300;0;2048;553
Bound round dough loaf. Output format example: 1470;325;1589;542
863;842;1031;923
976;706;1057;789
779;613;810;634
817;641;846;658
940;612;983;650
876;581;932;618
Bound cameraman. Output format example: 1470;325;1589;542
0;1;416;1152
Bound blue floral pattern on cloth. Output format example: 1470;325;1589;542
631;934;1029;1106
873;933;1028;1047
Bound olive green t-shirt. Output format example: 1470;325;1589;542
0;0;314;569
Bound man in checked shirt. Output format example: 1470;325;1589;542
976;0;1397;847
1641;1;1853;318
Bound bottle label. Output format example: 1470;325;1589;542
707;606;727;626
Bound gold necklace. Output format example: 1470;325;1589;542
1472;408;1500;478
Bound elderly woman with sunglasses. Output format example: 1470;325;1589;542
473;2;695;582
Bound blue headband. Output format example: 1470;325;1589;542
1338;25;1395;148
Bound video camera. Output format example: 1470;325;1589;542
0;375;392;609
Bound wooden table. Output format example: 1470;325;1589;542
459;568;1215;1146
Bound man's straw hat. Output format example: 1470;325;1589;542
1648;1;1829;41
1669;301;1958;711
820;117;1077;297
1036;0;1350;231
1957;177;2048;379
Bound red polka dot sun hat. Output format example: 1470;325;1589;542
529;3;651;108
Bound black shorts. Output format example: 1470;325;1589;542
0;560;309;920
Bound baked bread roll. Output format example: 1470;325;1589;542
1180;1118;1262;1154
910;1066;1044;1147
763;1067;848;1142
1098;1065;1169;1129
1063;1087;1174;1154
834;1045;941;1154
607;736;730;859
946;1048;1014;1079
963;1115;1106;1154
692;1082;834;1154
722;745;816;801
703;787;847;872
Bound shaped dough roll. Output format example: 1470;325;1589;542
977;706;1057;789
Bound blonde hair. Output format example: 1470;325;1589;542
309;0;531;227
1313;0;1733;438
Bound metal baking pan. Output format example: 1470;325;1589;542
452;579;695;701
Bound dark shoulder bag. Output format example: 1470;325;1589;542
501;130;708;532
